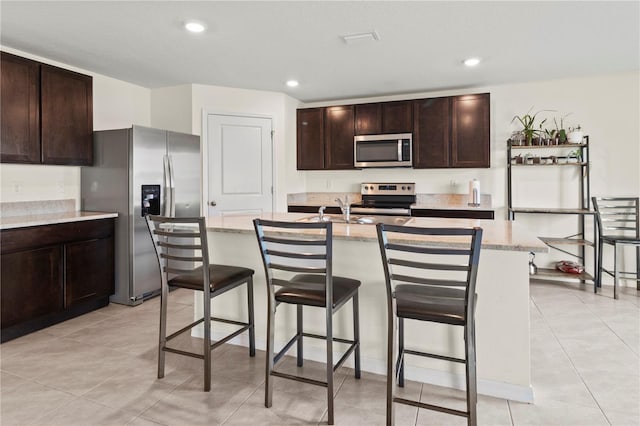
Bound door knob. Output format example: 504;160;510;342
210;201;217;206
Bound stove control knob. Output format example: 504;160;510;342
402;186;406;190
364;185;369;191
407;185;412;190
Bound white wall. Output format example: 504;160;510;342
150;83;302;212
150;85;192;133
0;47;151;209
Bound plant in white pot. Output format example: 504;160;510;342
567;125;584;144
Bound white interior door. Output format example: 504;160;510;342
207;114;273;216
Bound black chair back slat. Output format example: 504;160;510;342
386;243;471;256
265;249;326;260
389;258;469;272
391;273;467;287
269;263;327;274
261;235;327;246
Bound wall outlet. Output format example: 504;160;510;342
13;182;21;193
57;181;65;194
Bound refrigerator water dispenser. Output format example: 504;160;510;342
141;185;161;216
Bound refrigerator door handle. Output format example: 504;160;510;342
168;155;176;217
163;155;172;216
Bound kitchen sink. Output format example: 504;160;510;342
296;214;412;226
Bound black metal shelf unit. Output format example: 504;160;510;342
507;136;597;286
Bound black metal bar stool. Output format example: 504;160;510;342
253;219;361;425
145;215;255;391
376;223;483;426
592;197;640;299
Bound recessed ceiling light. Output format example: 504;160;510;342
286;80;299;88
464;57;481;67
185;21;205;33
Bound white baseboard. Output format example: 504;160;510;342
192;328;534;404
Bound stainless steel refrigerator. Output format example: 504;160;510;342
81;125;201;305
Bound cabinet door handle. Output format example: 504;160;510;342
210;201;217;206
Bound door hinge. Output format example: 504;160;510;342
271;186;274;194
271;130;275;138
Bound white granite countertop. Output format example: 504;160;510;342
1;211;118;230
206;213;547;253
0;199;117;230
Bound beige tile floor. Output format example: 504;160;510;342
1;282;638;426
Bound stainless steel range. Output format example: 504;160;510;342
350;182;416;216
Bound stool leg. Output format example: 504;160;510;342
597;238;604;290
465;322;478;426
398;318;405;388
636;245;640;291
353;292;361;379
297;305;304;367
265;293;275;407
326;306;334;425
247;278;256;357
157;283;168;379
386;300;397;426
614;243;619;300
203;293;212;392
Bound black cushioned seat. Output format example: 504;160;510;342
170;264;255;292
395;284;466;325
275;274;360;308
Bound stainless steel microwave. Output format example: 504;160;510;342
354;133;413;168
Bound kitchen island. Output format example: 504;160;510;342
197;213;547;403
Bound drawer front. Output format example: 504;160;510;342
1;219;114;254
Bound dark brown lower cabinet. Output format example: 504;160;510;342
1;246;64;328
65;237;114;307
1;218;114;342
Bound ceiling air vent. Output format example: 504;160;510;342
340;31;380;45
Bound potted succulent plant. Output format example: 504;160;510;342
553;114;571;144
567;125;584;144
512;109;548;146
567;149;582;163
544;128;558;145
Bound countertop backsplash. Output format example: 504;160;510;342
1;199;76;217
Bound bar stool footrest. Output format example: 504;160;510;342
404;348;466;364
393;396;469;418
271;370;328;387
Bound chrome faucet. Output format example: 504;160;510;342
318;205;326;221
335;196;351;222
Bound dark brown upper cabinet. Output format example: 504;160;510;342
382;101;413;133
0;52;93;165
297;93;489;170
296;108;325;170
41;64;93;165
451;93;490;168
1;52;41;163
355;100;413;135
325;105;355;169
413;93;490;169
355;103;381;135
413;97;451;168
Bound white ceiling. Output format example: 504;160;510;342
2;1;639;102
